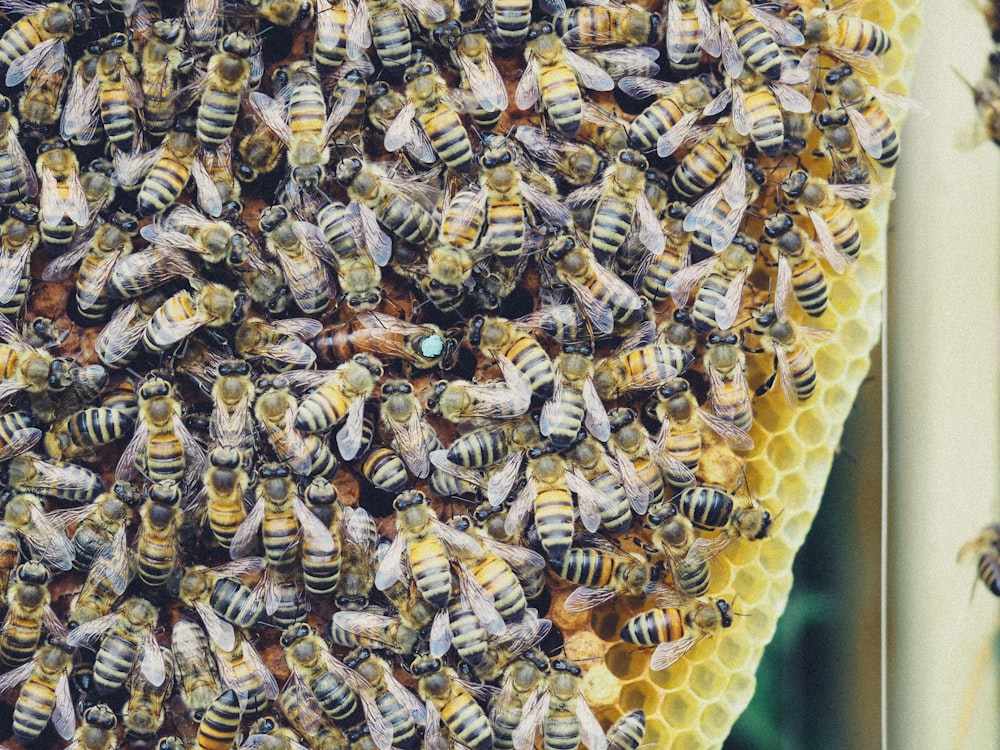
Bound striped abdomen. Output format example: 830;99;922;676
539;63;582;136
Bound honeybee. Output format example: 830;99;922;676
8;35;69;131
281;623;392;744
122;644;174;739
253;374;320;475
703;65;814;158
67;703;118;750
172;559;265;651
376;489;483;609
366;79;435;166
543;233;647;335
814;108;873;199
378;379;432;478
650;377;752;487
662;0;711;72
139;19;186;137
44;405;133;463
514;124;605;189
823;64;916;169
620;596;733;670
195;32;259;150
0;636;76;743
414;656;495;750
48;481;138;570
0;561;59;667
312;0;351;73
330;506;376;610
142;281;249;354
0;204;40;317
448;31;506;129
347;0;444;73
788;0;890;75
5;452;102;503
195;687;244;750
94;291;170;370
36;136;88;249
592;334;692;400
0;0;81;71
513;656;607;750
133;480;184;587
666;233;758;332
516;21;615;136
244;0;313;26
504;447;575;563
488;650;551;749
258;205;334;315
344;648;425;750
468;315;555;401
616;74;714;155
334;156;439;250
0;105;36;212
384;59;472;173
554;3;660;47
214;634;279;720
426;362;533;425
278;680;349;749
763;211;856;319
778;169;868;259
569;148;664;263
960;525;1000;597
750;303;829;404
292;355;384;459
540;344;609;451
71;32;142;152
171;619;222;721
116;376;207;488
677;483;771;542
701;0;803;81
68;526;132;626
42;209;139;325
232;317;321;372
250;61;356;196
701;329;753;431
314;311;454;371
66;596;164;695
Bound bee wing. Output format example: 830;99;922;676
844;104;884;160
293;495;336;552
486;451;523;507
730;84;753;136
24;503;75;570
248;91;292;145
618;75;676;99
91;526;133;593
185;0;221;49
243;638;280;700
713;267;749;332
666;0;703;61
373;531;405;591
66;611;122;648
113;146;164;188
512;689;549;750
346;201;392;267
683;534;736;567
6;122;37;198
772;340;797;406
391;406;431;478
515;57;541;110
696;406;753;451
494;353;533;412
521;181;573;227
771;82;813;114
774;254;793;320
565;276;614;335
583;377;611;442
566;180;605;208
139;629;167;686
582;47;660;79
17;456;98;495
566;49;615;91
702;87;732;118
747;4;804;46
346;0;371;58
383;101;417;153
193;598;237;651
429;607;452;657
386;668;426;722
578;694;609;750
656;111;702;157
424;700;447;750
0;658;37;693
458;565;506;636
52;672;76;740
77;247;126;310
716;21;744;78
6;37;63;87
505;475;536;538
457;52;508;112
191;158;223;218
230;497;264;561
0;239;33;303
565;468;606;533
650;632;703;671
635;192;665;254
336;395;368;461
538;369;562;439
95;301;146;365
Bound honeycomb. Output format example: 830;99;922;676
0;0;923;745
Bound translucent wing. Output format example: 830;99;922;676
566;49;615;91
650;632;701;671
515;57;541;110
373;532;405;591
713;267;749;331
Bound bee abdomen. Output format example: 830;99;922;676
620;607;684;645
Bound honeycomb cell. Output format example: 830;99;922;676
765;432;806;472
776;509;814;550
829;284;862;318
701;700;738;744
717;634;752;671
591;605;622;642
823;383;853;414
645;718;669;747
815;343;848;382
689;658;727;699
793;407;831;448
662;691;700;728
620;683;653;712
650;656;692;689
731;564;771;606
605;642;645;681
751;396;795;433
582;661;621;709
